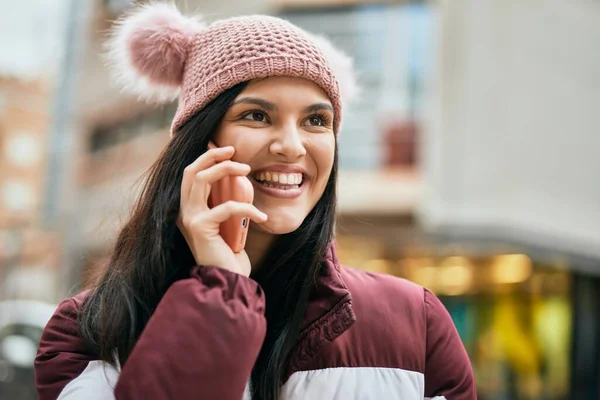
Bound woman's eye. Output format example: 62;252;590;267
242;112;267;122
306;116;325;126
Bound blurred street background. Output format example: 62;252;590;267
1;0;599;399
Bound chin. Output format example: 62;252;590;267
254;212;305;235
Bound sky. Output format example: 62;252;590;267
0;0;69;80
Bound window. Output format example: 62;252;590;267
5;134;40;167
89;103;177;153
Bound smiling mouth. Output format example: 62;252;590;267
251;172;304;190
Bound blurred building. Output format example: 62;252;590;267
0;1;69;304
0;2;71;398
416;1;600;399
0;77;62;400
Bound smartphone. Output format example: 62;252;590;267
207;143;254;253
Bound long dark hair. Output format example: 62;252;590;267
78;81;338;400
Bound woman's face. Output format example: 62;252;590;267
213;76;336;235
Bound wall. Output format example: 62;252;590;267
421;0;600;266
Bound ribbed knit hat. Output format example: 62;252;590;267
108;2;358;135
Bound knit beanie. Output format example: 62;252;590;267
107;2;358;135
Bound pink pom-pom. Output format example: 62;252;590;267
107;2;205;103
307;33;360;105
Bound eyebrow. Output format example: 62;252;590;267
232;97;334;114
304;102;334;114
232;97;277;111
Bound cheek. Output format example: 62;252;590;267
311;136;336;188
214;126;260;163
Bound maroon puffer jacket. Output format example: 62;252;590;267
35;245;476;399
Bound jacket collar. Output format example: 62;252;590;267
287;243;356;374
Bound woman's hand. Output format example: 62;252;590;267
176;145;267;276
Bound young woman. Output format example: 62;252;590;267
35;3;476;400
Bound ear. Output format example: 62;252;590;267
106;2;206;103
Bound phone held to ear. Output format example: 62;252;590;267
207;143;254;253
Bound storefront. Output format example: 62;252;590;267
335;214;598;400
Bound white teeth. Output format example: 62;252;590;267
254;172;303;185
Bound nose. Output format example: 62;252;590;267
269;124;307;161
